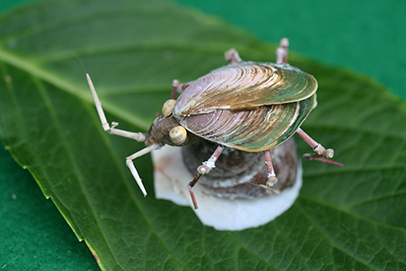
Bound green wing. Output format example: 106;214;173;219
176;94;317;152
174;62;318;116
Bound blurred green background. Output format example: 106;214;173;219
0;0;404;269
177;0;406;100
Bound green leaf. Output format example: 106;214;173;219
1;0;405;270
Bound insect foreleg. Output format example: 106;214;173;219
87;74;146;142
188;145;225;209
171;79;192;99
126;144;160;196
276;38;289;64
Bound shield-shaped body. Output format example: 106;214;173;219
172;62;318;152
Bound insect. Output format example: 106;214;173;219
87;38;342;209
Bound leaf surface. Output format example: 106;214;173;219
0;0;405;270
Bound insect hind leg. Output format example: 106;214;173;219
296;128;343;167
264;150;278;186
251;150;281;194
188;145;225;209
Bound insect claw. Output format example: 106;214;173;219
172;79;179;87
111;121;119;128
106;122;119;134
251;178;281;194
314;144;334;158
324;148;334;159
266;175;278;187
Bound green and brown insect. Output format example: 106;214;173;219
87;38;342;209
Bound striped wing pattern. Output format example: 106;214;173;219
174;62;317;116
175;95;316;152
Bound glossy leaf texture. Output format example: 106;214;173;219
0;0;406;270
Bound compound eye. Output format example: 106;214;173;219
169;126;187;145
162;99;176;117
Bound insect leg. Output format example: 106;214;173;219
224;48;242;64
296;128;333;157
187;173;202;210
276;38;289;64
264;149;278;187
188;145;225;209
171;79;192;99
126;144;160;196
250;151;281;194
87;74;146;142
296;128;343;167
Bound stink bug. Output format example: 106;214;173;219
87;38;342;209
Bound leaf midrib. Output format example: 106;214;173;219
0;47;154;129
1;41;290;271
0;44;191;270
